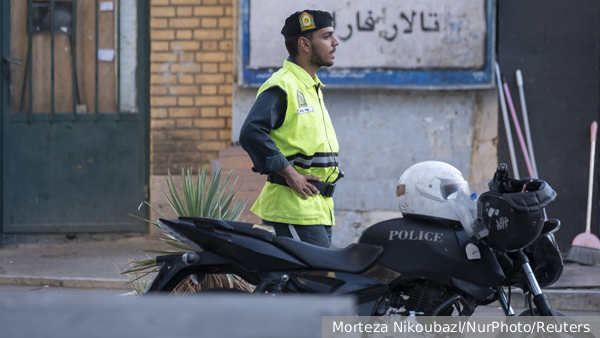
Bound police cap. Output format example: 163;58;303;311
281;10;334;40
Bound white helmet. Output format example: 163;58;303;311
396;161;468;222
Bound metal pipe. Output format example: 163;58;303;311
494;62;520;179
94;0;99;121
116;0;121;122
27;0;33;122
523;262;543;296
516;70;539;178
71;0;77;122
516;70;549;219
495;286;515;316
503;78;535;177
50;0;55;123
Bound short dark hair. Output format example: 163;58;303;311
285;31;315;57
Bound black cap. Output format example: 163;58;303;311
281;10;333;40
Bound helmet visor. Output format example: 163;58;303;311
439;179;469;200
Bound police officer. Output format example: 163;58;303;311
239;10;341;248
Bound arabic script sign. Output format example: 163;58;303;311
248;0;487;69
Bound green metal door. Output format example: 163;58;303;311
1;0;149;235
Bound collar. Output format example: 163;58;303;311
284;57;324;89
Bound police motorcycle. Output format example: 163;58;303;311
144;161;565;317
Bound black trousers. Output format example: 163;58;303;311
262;220;332;248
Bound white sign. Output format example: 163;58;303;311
248;0;487;69
100;1;114;11
98;49;115;62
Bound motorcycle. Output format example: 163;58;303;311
143;162;565;318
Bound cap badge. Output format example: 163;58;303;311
299;12;316;31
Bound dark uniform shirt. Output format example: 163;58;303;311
239;58;298;174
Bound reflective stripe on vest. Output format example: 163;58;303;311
286;152;339;169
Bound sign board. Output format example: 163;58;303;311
238;0;495;89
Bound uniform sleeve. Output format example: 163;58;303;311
239;87;289;174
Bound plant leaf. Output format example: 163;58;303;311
129;214;159;227
138;200;166;218
182;167;195;217
160;188;183;218
199;165;207;217
161;238;195;251
166;170;186;216
194;166;202;216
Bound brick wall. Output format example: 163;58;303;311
149;0;233;176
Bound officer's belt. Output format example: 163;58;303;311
267;172;337;198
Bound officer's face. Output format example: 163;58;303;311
309;27;339;68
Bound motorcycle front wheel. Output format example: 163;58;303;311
518;309;565;316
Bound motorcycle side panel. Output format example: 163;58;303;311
358;217;505;288
290;270;389;316
160;219;307;271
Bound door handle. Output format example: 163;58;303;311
4;57;23;65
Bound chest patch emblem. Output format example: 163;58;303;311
297;90;308;107
297;90;313;114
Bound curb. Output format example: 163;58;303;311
489;289;600;312
0;275;128;290
544;289;600;312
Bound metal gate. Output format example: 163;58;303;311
1;0;149;235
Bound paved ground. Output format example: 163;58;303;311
0;285;125;297
1;285;598;318
0;292;355;338
0;236;173;289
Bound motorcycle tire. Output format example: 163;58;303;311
518;309;565;316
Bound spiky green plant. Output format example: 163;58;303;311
123;165;252;294
117;260;152;296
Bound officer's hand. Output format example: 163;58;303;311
276;165;321;199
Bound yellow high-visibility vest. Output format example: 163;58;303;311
250;60;340;225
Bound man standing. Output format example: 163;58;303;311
239;10;341;248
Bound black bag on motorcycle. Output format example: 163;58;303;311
477;178;557;252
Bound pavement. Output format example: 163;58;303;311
0;236;599;312
0;236;173;290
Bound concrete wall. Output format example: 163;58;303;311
233;86;498;247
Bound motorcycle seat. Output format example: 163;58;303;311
274;237;384;273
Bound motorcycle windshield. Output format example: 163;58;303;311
446;180;490;240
